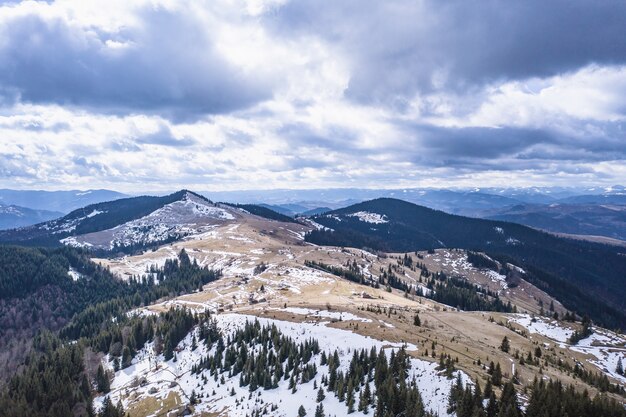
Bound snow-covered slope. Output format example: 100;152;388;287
63;192;236;250
95;313;469;417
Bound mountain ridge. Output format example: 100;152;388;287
306;197;626;329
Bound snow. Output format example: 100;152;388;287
68;267;82;281
302;218;333;231
507;315;626;383
347;211;389;224
86;209;104;218
570;329;626;384
508;314;574;344
485;270;508;289
494;227;504;234
279;307;373;323
61;192;236;249
95;313;469;417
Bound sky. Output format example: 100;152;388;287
0;0;625;192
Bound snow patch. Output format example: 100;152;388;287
347;211;388;224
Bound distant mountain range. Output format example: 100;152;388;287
306;198;626;329
485;203;626;241
2;185;626;243
0;189;127;213
0;204;63;230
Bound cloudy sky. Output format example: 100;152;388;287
0;0;625;192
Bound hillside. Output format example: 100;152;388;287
0;203;62;230
0;191;233;250
305;198;626;329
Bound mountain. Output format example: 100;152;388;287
486;203;626;241
1;196;625;417
306;198;626;329
301;206;332;216
0;190;237;250
396;189;524;216
557;194;626;205
0;203;63;230
0;190;298;253
257;203;298;216
0;189;127;213
223;203;298;223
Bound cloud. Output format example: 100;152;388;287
267;0;626;105
135;124;196;147
0;0;624;191
0;1;274;120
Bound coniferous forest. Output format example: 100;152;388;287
1;243;625;417
0;245;220;416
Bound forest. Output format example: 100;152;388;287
305;198;626;329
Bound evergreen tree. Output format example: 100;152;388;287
96;364;110;393
314;403;325;417
298;405;307;417
500;336;510;353
121;345;132;369
317;387;325;402
491;363;502;386
497;381;520;417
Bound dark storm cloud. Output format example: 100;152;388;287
386;122;626;171
413;125;558;159
268;0;626;105
135;125;196;147
0;5;273;120
278;122;366;154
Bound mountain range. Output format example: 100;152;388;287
306;198;626;329
1;188;625;417
2;189;625;330
0;203;63;230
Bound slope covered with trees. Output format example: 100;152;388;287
306;198;626;329
0;245;221;386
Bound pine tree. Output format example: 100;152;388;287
298;405;307;417
96;363;110;393
497;381;520;417
413;313;421;326
121;345;132;369
500;336;510;353
491;363;502;386
617;357;624;375
314;403;325;417
317;387;325;402
346;378;355;413
485;391;497;417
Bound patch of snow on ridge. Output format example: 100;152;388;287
68;267;82;281
86;209;104;218
279;307;373;322
508;314;573;344
485;270;508;289
348;211;388;224
570;329;626;384
95;313;469;417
